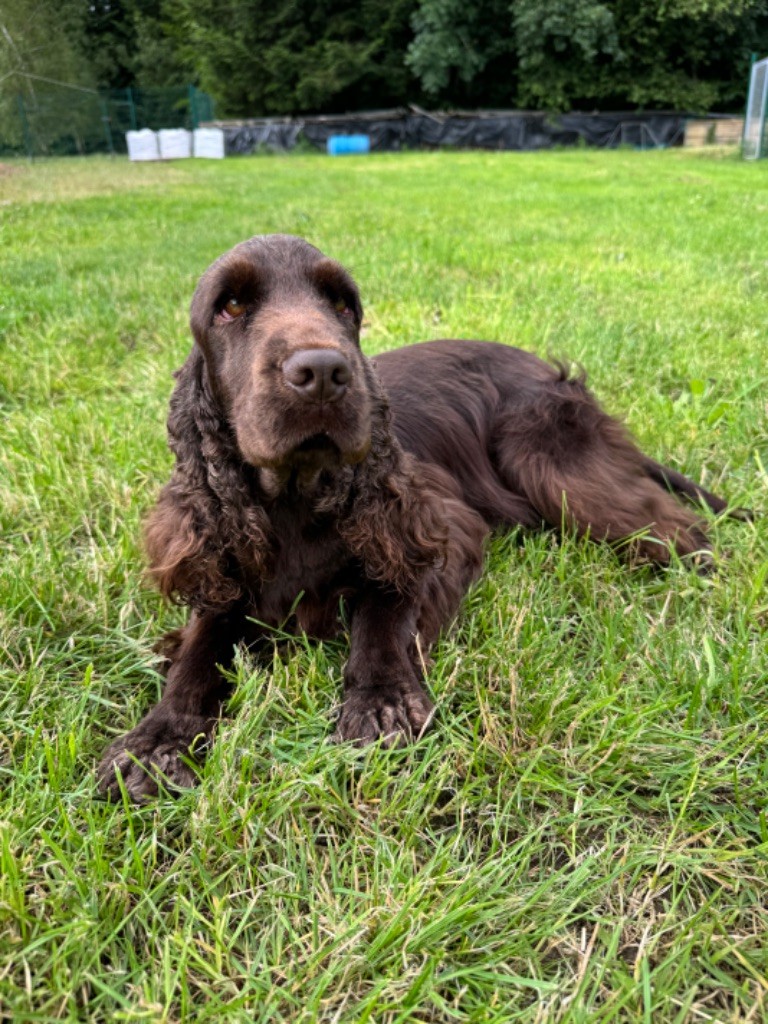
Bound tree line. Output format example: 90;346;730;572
2;0;766;119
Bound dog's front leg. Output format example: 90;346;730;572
336;589;434;746
98;605;252;801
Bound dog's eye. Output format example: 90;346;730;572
219;297;246;321
333;297;355;318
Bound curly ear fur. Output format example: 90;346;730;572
338;363;451;594
144;350;272;611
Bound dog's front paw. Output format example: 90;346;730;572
97;710;213;802
335;676;434;747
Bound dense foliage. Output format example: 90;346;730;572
171;0;417;115
1;0;767;119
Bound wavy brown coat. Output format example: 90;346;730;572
98;235;727;801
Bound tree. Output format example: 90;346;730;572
130;0;191;89
0;0;93;151
173;0;418;116
406;0;768;112
597;0;768;111
406;0;517;105
512;0;622;110
76;0;188;90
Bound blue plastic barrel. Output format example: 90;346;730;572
327;134;371;156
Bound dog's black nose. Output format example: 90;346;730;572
283;348;351;403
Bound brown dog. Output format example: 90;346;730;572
98;234;726;801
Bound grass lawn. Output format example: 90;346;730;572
1;148;767;1023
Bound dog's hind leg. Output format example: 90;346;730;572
492;374;712;564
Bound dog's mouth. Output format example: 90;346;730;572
255;429;371;498
294;433;340;456
289;430;371;468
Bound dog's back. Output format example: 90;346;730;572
376;339;719;561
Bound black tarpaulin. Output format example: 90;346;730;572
218;109;690;155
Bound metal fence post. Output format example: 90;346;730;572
99;95;115;155
189;84;198;130
16;94;34;160
126;87;137;131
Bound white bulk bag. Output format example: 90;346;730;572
193;127;225;159
126;129;159;162
158;128;192;159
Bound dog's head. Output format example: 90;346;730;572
189;234;373;475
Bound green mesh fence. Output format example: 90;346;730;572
1;85;215;158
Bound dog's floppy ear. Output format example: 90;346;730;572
189;267;219;348
144;349;272;610
144;351;239;609
338;363;450;592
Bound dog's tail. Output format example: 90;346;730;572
644;458;748;518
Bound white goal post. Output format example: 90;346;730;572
744;55;768;159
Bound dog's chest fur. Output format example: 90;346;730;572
255;493;358;638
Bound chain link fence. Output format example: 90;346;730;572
0;83;214;159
